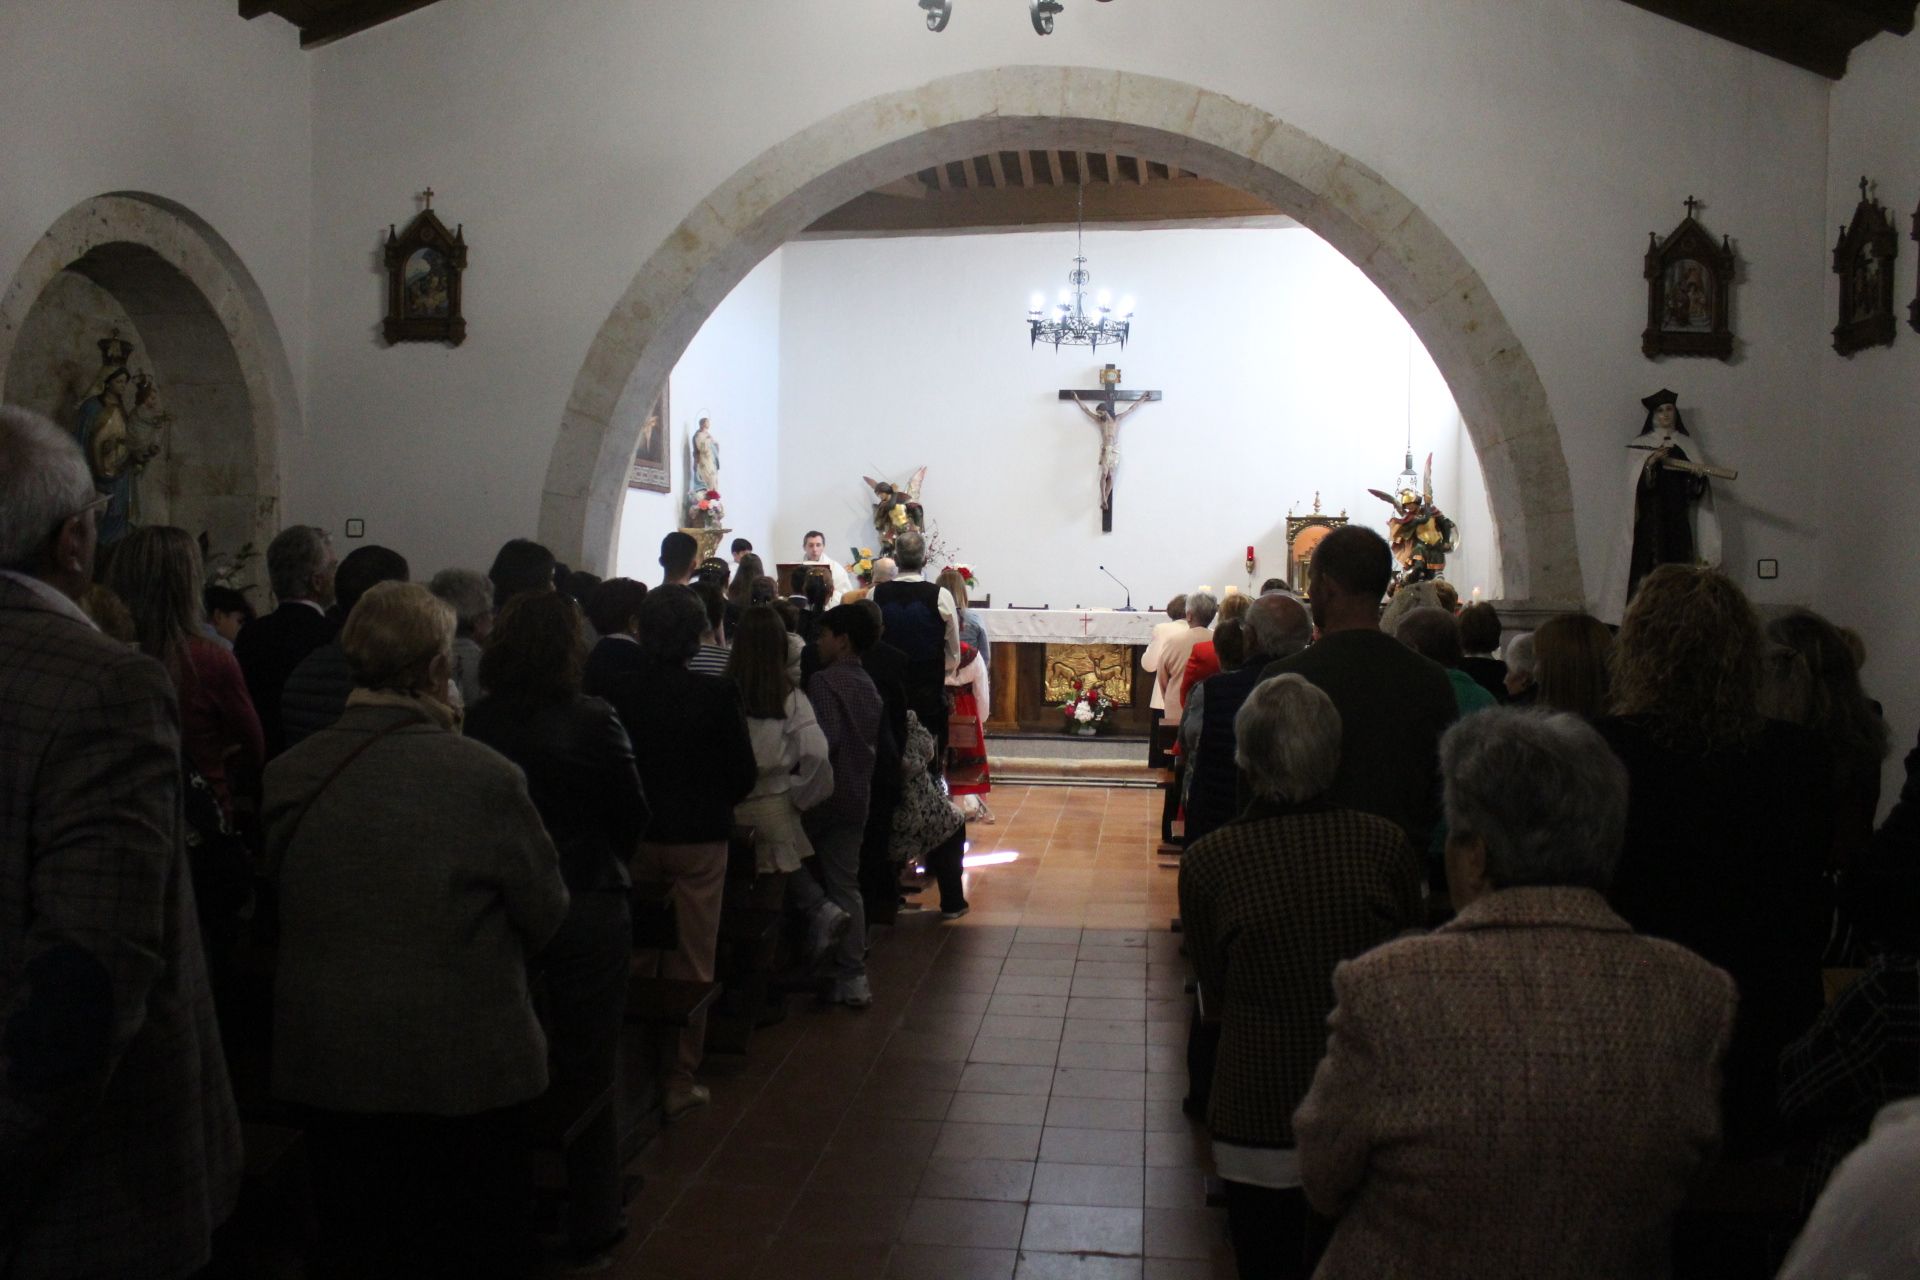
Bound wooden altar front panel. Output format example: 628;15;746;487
985;640;1152;737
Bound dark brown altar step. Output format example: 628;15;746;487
986;755;1166;789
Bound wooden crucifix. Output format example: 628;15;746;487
1060;364;1162;532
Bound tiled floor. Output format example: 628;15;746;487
597;785;1231;1279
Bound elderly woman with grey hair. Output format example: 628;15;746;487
1178;673;1425;1280
1294;709;1738;1280
428;567;494;706
1502;630;1537;705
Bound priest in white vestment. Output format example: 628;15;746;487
801;530;854;602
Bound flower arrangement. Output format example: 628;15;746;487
849;545;875;586
1059;677;1116;734
687;488;724;528
948;563;977;591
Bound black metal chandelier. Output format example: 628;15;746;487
919;0;1113;36
1026;183;1134;353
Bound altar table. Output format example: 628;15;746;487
974;609;1158;737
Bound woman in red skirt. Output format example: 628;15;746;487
946;641;993;822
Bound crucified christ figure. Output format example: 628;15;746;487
1071;394;1153;518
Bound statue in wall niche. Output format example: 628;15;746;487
72;333;170;546
690;416;720;494
1595;389;1739;623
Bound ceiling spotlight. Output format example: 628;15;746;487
916;0;1114;35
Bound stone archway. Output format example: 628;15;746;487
543;68;1581;608
0;191;297;580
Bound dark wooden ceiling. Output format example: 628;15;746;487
1619;0;1913;78
804;149;1282;237
239;0;445;49
240;0;1909;77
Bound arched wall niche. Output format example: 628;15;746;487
0;192;297;586
545;67;1582;611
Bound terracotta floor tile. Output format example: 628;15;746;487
958;1062;1056;1096
1021;1204;1144;1255
1142;1207;1231;1260
1066;997;1148;1021
1030;1160;1145;1208
1056;1039;1147;1071
659;1180;803;1234
1145;1130;1210;1169
886;1028;980;1063
1045;1095;1145;1132
944;1091;1050;1126
976;1014;1065;1041
899;1197;1029;1249
995;974;1074;996
749;1239;892;1279
778;1190;914;1243
1143;1166;1211;1210
987;993;1071;1020
1053;1068;1148;1101
1039;1126;1146;1166
1062;1018;1147;1046
918;1155;1037;1202
1016;1250;1144;1279
969;1035;1062;1067
886;1243;1019;1279
932;1121;1044;1162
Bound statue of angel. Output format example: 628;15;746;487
1369;452;1457;584
863;467;927;554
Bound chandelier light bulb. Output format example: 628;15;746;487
1030;292;1046;312
1097;289;1112;307
1119;297;1136;317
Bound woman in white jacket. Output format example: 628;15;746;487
727;605;845;958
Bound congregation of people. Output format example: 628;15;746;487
1158;525;1920;1279
0;407;984;1277
5;394;1919;1280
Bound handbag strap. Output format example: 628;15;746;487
278;713;417;853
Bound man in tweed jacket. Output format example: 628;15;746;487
0;408;240;1279
1294;709;1735;1280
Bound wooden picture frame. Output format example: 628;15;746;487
1642;198;1734;361
1285;495;1348;593
383;193;467;346
627;387;670;492
1909;198;1920;336
1831;177;1897;357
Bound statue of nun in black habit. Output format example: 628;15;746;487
1597;389;1727;623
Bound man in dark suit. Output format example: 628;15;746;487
1184;592;1313;844
1262;526;1456;853
280;544;411;749
0;406;241;1279
582;576;649;698
235;522;338;757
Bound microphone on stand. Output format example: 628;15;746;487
1099;565;1135;611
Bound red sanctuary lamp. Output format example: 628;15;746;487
1245;545;1256;575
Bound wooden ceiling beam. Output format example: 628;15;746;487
987;151;1008;189
802;179;1281;236
1045;151;1063;186
1105;151;1121;184
1615;0;1914;78
1137;156;1150;186
1017;150;1036;188
933;162;953;193
242;0;447;48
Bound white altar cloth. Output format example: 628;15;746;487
975;608;1160;646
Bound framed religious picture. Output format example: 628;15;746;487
1909;199;1920;335
627;386;670;492
1642;198;1734;360
383;189;467;346
1831;177;1897;357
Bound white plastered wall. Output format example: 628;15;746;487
0;0;311;412
771;226;1494;607
1821;33;1920;808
